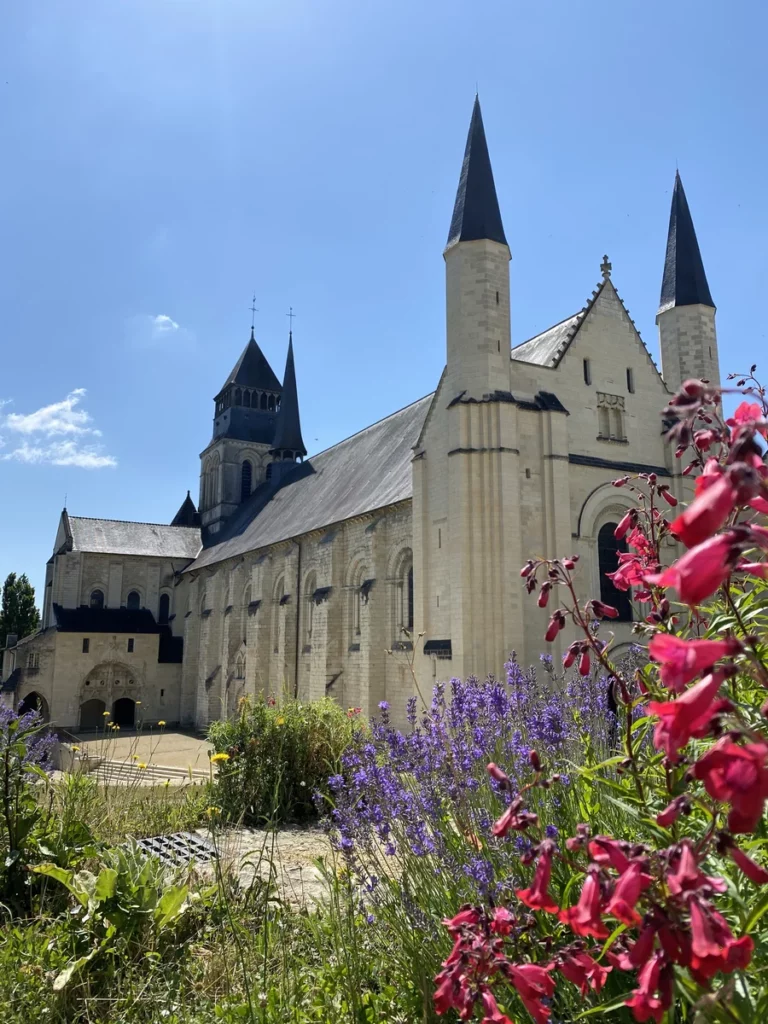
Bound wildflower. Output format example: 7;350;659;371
605;861;653;926
71;745;80;753
276;716;285;726
557;951;612;997
132;754;139;760
516;840;559;914
645;533;736;606
443;905;482;932
666;840;726;896
589;599;619;619
210;752;230;764
727;843;768;885
479;990;514;1024
656;795;687;828
205;806;220;817
137;762;148;770
507;962;555;1024
647;671;725;760
490;906;516;935
625;951;673;1024
491;797;538;837
669;472;736;548
692;737;768;833
544;610;566;642
588;836;630;873
727;400;767;437
558;868;609;939
347;707;362;717
648;633;741;693
103;710;110;717
158;720;166;727
688;897;754;979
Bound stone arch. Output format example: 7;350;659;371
125;589;142;611
113;696;135;727
89;588;105;610
18;690;49;723
158;591;171;624
577;485;636;621
388;546;414;640
303;570;317;643
79;697;106;731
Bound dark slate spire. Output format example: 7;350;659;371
446;96;507;249
217;329;282;397
171;491;200;527
270;333;307;459
659;171;715;312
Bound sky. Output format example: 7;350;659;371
1;0;766;602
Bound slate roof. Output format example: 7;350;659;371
171;492;200;527
218;331;283;397
659;171;714;312
271;334;306;457
68;516;201;560
188;394;434;571
511;312;584;367
53;605;163;633
446;96;507;249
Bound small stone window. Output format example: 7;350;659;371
27;652;39;669
90;589;104;610
82;638;90;654
241;460;252;502
583;358;592;385
626;368;635;393
126;591;141;611
158;593;170;625
597;392;626;442
127;638;135;653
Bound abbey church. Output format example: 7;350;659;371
1;98;721;731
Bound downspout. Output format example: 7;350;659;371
293;541;302;698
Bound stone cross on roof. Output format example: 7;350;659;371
600;255;612;279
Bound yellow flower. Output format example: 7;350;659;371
209;752;230;764
132;754;139;760
158;720;166;727
103;710;110;717
137;762;148;770
71;745;80;753
114;725;120;731
205;806;220;817
136;700;142;706
276;716;285;726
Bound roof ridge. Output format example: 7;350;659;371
307;392;435;461
513;309;583;350
69;515;200;530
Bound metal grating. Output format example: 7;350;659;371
135;831;216;866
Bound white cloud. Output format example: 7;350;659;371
0;390;116;470
125;312;191;348
152;314;179;334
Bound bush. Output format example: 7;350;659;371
209;695;358;824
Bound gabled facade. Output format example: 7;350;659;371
2;98;723;732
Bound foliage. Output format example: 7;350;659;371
208;694;358;825
0;571;40;649
428;371;768;1024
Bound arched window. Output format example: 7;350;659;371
407;567;414;630
268;395;275;411
234;388;242;406
235;653;245;679
304;573;316;642
241;460;252;502
126;591;141;611
243;390;251;408
598;523;632;622
391;549;413;638
260;393;267;410
90;589;104;610
265;462;273;481
158;593;170;624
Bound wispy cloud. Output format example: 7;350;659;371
126;313;192;347
0;390;116;469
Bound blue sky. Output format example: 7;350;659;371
1;0;766;602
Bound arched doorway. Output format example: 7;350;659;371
113;697;136;728
18;691;49;723
80;698;106;731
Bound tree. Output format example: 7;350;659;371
0;573;40;649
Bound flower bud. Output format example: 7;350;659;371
659;488;678;507
537;583;552;608
614;511;633;540
520;560;536;578
578;649;591;676
487;762;511;787
529;750;542;772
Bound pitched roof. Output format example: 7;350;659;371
188;394;433;571
659;171;714;312
510;312;584;367
217;331;282;397
170;492;200;527
68;516;201;560
446;96;507;249
271;333;306;457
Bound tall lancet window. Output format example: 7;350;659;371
241;460;252;502
598;523;632;622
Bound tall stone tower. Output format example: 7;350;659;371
199;328;283;538
413;97;523;686
656;172;719;391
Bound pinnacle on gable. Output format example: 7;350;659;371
446;96;507;249
659;171;714;313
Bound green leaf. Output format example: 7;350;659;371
600;922;627;958
52;942;105;992
154;884;189;930
746;891;768;933
32;863;89;908
94;867;118;903
574;992;635;1018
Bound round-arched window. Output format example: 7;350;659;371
598;523;632;622
90;589;104;610
126;591;141;611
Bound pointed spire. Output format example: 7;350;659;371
270;332;307;459
659;171;714;313
446;96;507;249
171;491;200;527
218;331;282;396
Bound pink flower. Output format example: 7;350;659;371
648;671;725;761
557;951;612;996
692;738;768;833
605;861;653;926
507;963;555;1024
479;990;514;1024
544;611;566;642
689;897;754;980
614;511;634;539
625;952;673;1024
727;400;768;437
739;561;768;578
669;473;736;548
648;633;741;693
588;836;631;874
490;906;517;935
516;842;559;914
613;922;658;970
578;649;590;676
666;840;726;896
590;600;619;619
492;798;538;837
558;869;609;939
656;796;686;827
443;906;481;932
728;844;768;885
645;533;736;606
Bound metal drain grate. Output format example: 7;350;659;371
135;831;216;866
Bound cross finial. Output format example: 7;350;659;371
249;293;258;332
601;255;612;279
286;306;296;331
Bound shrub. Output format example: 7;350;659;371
209;695;358;824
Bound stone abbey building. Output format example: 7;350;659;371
2;98;721;731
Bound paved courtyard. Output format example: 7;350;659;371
74;729;212;772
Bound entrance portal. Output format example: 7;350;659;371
79;698;107;731
18;691;50;722
112;697;136;728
